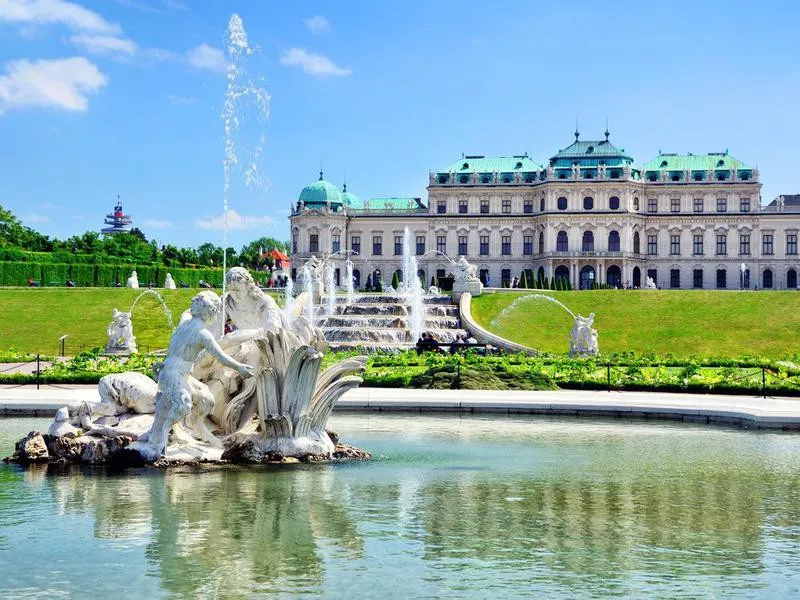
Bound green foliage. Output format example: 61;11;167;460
392;271;401;289
0;261;38;286
520;271;528;289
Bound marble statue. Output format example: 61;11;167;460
569;313;599;357
126;270;139;289
164;273;177;289
428;286;439;295
224;266;286;333
49;407;79;438
105;309;137;354
305;255;324;283
645;276;657;290
454;256;480;282
96;372;158;416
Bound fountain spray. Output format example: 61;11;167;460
325;263;336;317
345;259;355;306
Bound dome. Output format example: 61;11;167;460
299;172;342;206
340;183;362;209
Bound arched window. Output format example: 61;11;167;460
557;196;568;210
583;196;594;210
633;197;640;211
579;265;596;290
609;196;620;210
555;265;570;285
763;269;773;289
788;269;798;289
538;232;544;254
582;231;594;252
632;266;641;288
607;265;622;288
633;231;640;254
556;231;568;252
352;269;360;288
608;230;620;252
540;198;545;211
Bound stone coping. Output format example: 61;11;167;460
2;385;800;430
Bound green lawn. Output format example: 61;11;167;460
471;290;800;358
0;288;282;355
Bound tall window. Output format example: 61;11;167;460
670;198;680;212
394;235;402;256
436;235;446;255
309;233;319;253
609;196;620;210
583;196;594;210
501;235;511;256
502;199;511;214
523;235;533;256
693;234;704;255
647;198;657;213
292;232;298;254
372;235;382;256
633;197;640;211
670;269;680;289
693;198;704;213
523;199;533;214
437;200;446;214
647;235;658;255
539;198;545;211
787;233;798;255
716;269;727;289
763;269;773;289
538;232;545;254
739;233;750;255
762;233;774;255
480;199;489;214
740;198;751;212
458;199;468;214
608;231;620;252
351;236;360;255
716;234;727;256
633;231;640;254
716;198;727;212
332;234;340;254
557;197;567;210
556;231;568;252
582;231;594;252
670;234;680;256
501;269;511;287
416;235;425;256
479;235;489;256
693;269;703;289
458;235;468;256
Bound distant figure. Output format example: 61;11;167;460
415;332;428;355
449;335;463;354
464;333;477;345
66;280;76;288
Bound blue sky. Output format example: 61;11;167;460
1;0;799;248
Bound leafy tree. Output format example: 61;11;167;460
520;270;528;289
391;270;400;289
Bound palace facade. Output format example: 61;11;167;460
289;131;800;290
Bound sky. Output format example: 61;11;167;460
1;0;800;249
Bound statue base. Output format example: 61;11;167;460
452;280;483;302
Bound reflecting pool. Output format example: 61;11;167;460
2;415;800;598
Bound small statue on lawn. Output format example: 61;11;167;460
126;270;139;289
569;313;599;357
105;308;137;354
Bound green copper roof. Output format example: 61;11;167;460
299;172;342;205
340;183;362;209
350;197;426;211
641;152;750;171
438;154;543;173
550;138;633;166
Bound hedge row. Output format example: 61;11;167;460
0;261;224;287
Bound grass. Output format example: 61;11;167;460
471;290;800;358
0;288;274;355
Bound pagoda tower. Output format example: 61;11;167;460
101;196;133;235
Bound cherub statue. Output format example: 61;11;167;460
106;309;136;353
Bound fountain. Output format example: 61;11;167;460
345;259;355;306
283;273;295;329
105;289;174;354
325;262;336;317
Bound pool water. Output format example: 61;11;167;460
2;414;800;598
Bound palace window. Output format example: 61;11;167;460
480;235;489;256
670;234;681;256
502;199;512;214
557;196;568;210
458;199;468;214
538;232;544;254
716;234;727;256
787;233;798;255
501;235;511;256
309;233;319;253
608;230;620;252
582;231;594;252
394;235;403;256
523;235;533;256
583;196;594;210
292;232;298;254
416;235;425;256
647;198;657;213
351;236;360;255
762;233;774;255
670;269;680;289
540;198;545;211
524;199;533;214
633;231;640;254
716;198;727;212
372;235;383;256
437;200;446;214
647;269;658;285
693;198;704;213
332;234;340;254
609;196;620;210
436;268;446;279
480;199;490;214
693;234;704;256
458;235;468;255
716;269;727;289
633;197;640;211
739;233;750;255
556;231;568;252
501;269;511;287
763;269;773;289
671;198;680;213
437;235;446;255
647;235;658;255
740;198;751;212
693;269;703;289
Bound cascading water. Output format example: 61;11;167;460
408;256;425;343
302;266;315;325
130;289;174;330
325;263;336;317
345;259;355;306
283;274;294;329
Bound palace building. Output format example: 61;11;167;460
289;130;800;290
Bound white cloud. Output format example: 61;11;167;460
68;33;137;55
143;218;173;228
0;0;121;35
195;210;274;231
113;0;187;13
24;213;49;223
280;48;351;77
304;15;330;35
0;56;107;113
186;43;226;73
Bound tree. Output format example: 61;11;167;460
129;227;148;242
520;270;528;289
391;270;400;289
